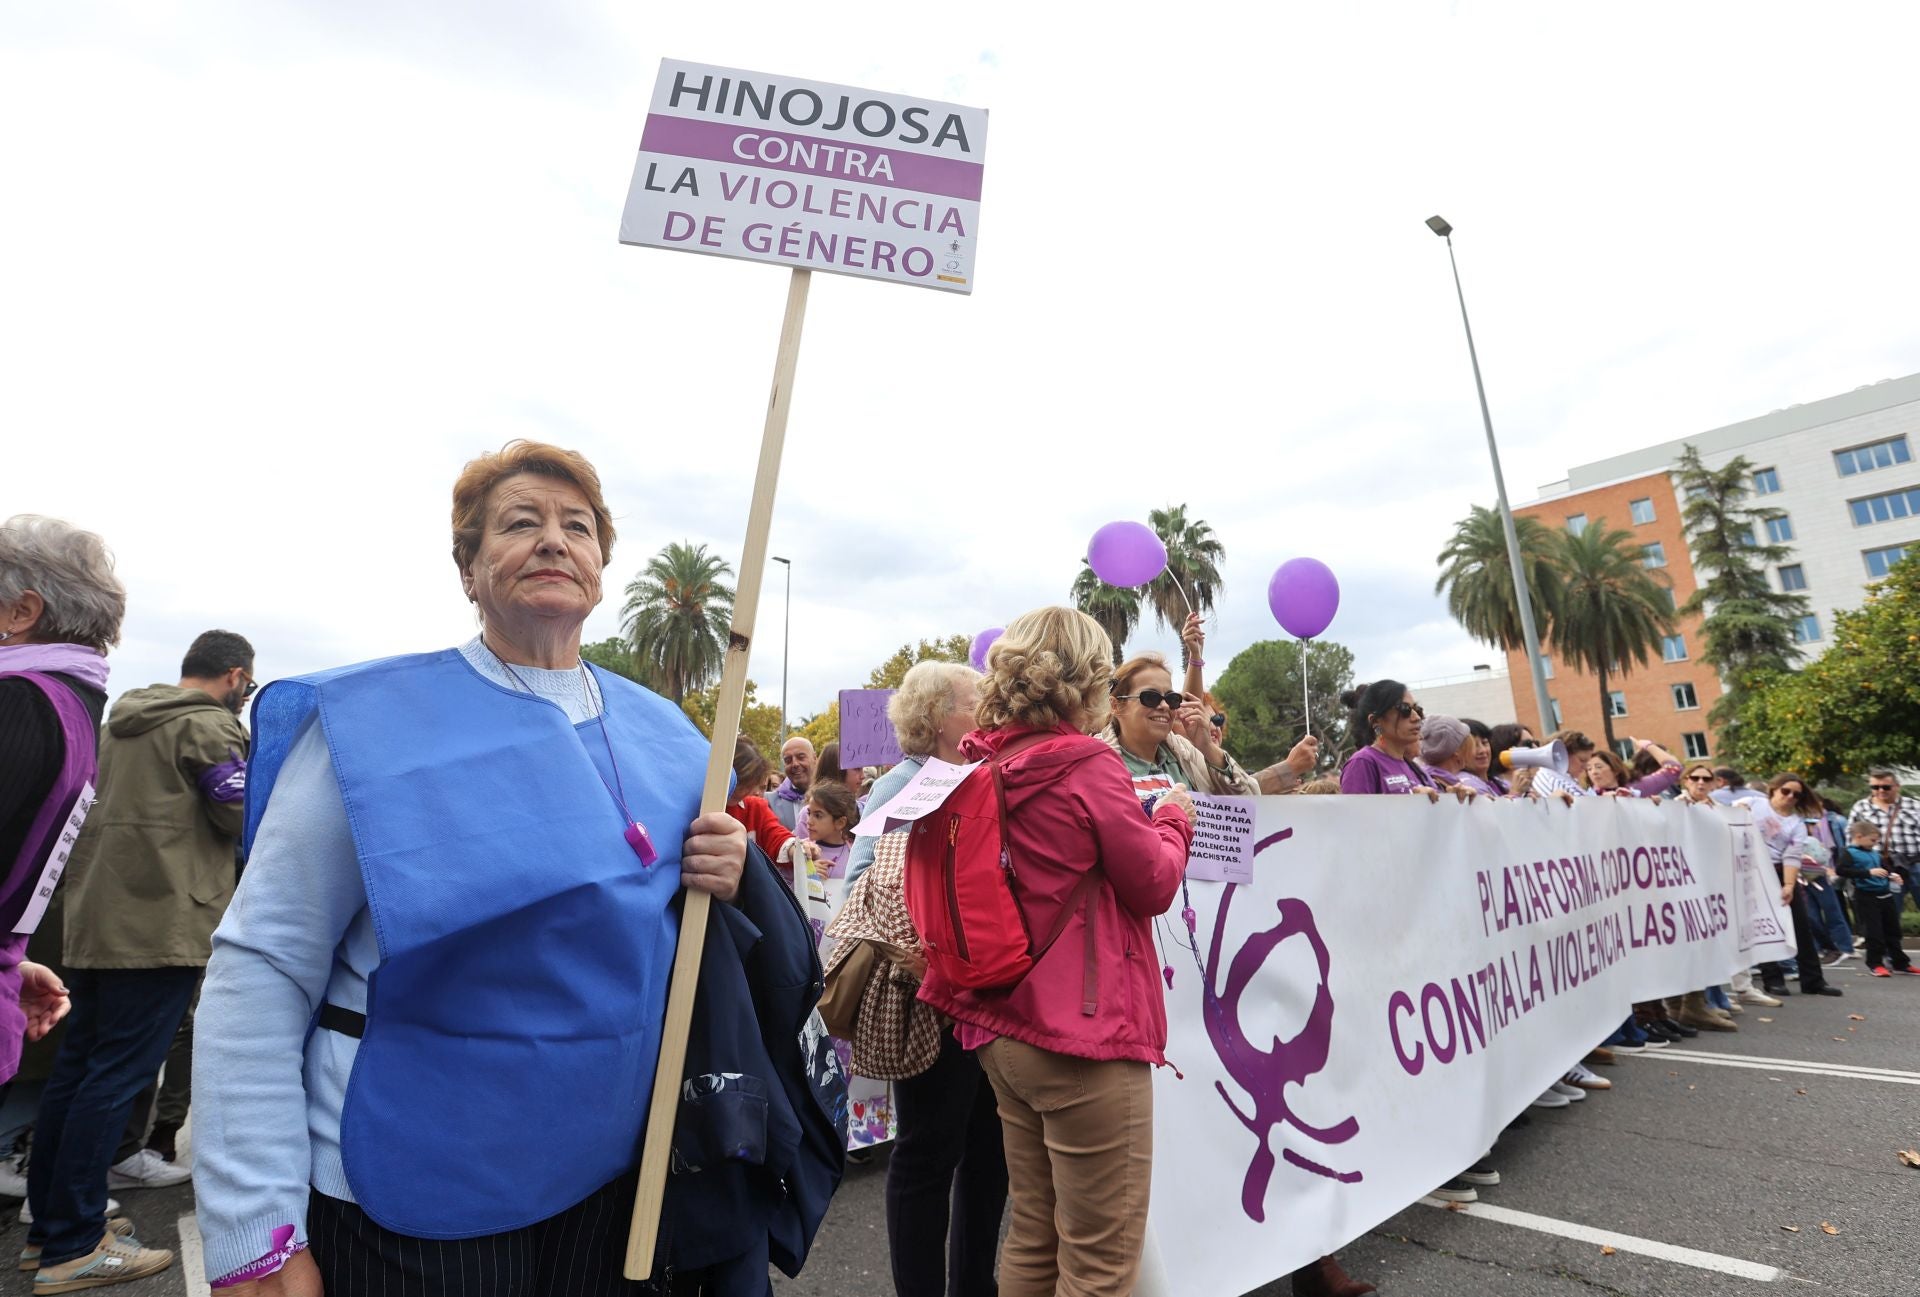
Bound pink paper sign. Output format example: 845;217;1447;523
838;689;903;766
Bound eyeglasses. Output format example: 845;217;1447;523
1115;689;1186;711
1389;702;1425;720
1685;774;1715;783
1209;713;1226;727
240;676;258;699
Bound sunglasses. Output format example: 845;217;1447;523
240;676;259;699
1210;713;1226;727
1870;784;1896;792
1685;774;1715;783
1116;689;1187;711
1388;702;1425;720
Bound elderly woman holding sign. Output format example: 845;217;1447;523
191;442;837;1297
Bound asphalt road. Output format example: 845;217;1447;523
6;954;1914;1297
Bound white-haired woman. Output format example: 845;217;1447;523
1;517;125;1087
840;661;1006;1296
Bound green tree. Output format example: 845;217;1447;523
679;678;784;761
580;636;644;683
865;635;972;688
1070;565;1141;664
1146;504;1225;644
1212;638;1356;773
1674;443;1810;751
1730;554;1920;781
794;705;838;752
621;541;735;701
1434;505;1561;652
1547;520;1676;750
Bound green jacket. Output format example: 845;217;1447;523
63;685;249;969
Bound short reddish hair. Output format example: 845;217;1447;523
451;440;616;574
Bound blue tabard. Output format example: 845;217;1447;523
245;649;707;1239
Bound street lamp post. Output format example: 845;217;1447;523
1426;215;1555;734
771;555;792;741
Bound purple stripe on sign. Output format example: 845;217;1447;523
639;114;983;201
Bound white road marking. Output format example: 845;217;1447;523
1418;1197;1781;1281
177;1213;210;1297
1632;1049;1920;1086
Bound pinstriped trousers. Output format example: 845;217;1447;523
308;1175;706;1297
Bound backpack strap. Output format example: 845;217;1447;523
989;730;1105;1014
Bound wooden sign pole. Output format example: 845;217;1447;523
625;266;813;1280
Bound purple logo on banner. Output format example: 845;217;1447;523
838;689;903;767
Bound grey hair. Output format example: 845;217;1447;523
1867;767;1899;782
0;515;128;651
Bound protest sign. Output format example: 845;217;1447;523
853;757;980;837
1185;794;1256;884
620;59;988;292
1136;796;1792;1296
838;688;903;766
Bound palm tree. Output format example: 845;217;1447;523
1147;504;1225;640
1071;563;1140;664
1433;505;1561;652
621;541;735;701
1548;520;1676;750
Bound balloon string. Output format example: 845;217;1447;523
1302;637;1312;735
1170;575;1194;618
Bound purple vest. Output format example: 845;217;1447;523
0;671;99;1082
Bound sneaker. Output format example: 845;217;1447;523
30;1227;171;1292
1585;1046;1617;1065
1431;1178;1478;1203
1565;1063;1612;1091
1854;935;1868;949
1739;988;1783;1007
0;1152;25;1200
1550;1080;1587;1102
1681;1005;1738;1032
142;1125;178;1166
1657;1017;1699;1040
1828;950;1853;966
1724;999;1746;1014
18;1199;117;1226
1871;965;1891;977
1530;1087;1571;1109
19;1220;135;1273
1458;1159;1500;1187
1900;966;1920;977
106;1150;190;1191
1609;1038;1648;1055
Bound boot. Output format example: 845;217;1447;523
1678;991;1736;1032
1292;1253;1378;1297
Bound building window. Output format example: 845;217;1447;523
1834;436;1913;477
1549;698;1563;727
1630;498;1656;525
1683;732;1710;760
1777;563;1807;591
1672;682;1699;710
1538;655;1554;680
1608;691;1628;717
1849;487;1920;527
1613;738;1636;760
1765;515;1795;543
1752;467;1781;495
1790;614;1821;643
1661;633;1688;662
1865;544;1909;578
1641;541;1667;568
1565;513;1587;536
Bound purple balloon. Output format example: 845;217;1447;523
1087;521;1168;588
1268;559;1340;639
970;627;1005;672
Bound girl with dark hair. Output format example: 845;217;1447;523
1337;681;1438;798
1484;723;1536;796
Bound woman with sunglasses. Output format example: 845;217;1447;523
1102;654;1260;804
1338;681;1439;799
1757;772;1843;998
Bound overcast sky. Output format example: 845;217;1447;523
8;2;1920;723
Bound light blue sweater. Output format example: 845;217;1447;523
842;756;923;885
191;641;601;1282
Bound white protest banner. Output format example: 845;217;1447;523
1186;794;1256;884
852;757;981;837
1138;796;1792;1297
620;59;988;292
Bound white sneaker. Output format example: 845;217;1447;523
17;1196;118;1224
1828;950;1853;966
1530;1087;1571;1109
1550;1080;1587;1101
1564;1063;1612;1091
1738;987;1782;1007
0;1152;25;1199
107;1149;191;1190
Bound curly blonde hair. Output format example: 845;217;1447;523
974;606;1113;734
888;661;982;757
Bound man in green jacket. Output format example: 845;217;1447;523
24;630;254;1289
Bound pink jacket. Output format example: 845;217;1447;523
916;723;1194;1065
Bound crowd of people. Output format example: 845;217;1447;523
4;452;1915;1294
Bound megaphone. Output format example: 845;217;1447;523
1501;741;1568;774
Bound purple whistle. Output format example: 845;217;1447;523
624;821;658;867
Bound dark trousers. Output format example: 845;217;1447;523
310;1175;708;1296
1856;893;1912;971
26;967;199;1264
1802;880;1852;954
117;975;199;1161
886;1032;1008;1297
1788;885;1829;991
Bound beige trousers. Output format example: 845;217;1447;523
978;1036;1154;1297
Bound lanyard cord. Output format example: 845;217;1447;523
491;648;643;843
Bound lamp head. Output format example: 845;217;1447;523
1425;215;1453;238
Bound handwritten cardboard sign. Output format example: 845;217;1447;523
838;688;903;767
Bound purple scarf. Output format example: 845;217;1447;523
0;642;110;691
773;778;806;803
